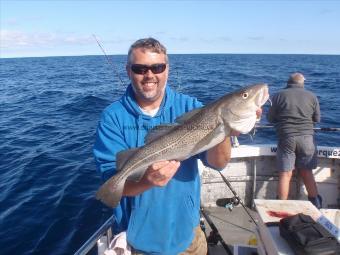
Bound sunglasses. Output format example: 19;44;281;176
130;63;167;75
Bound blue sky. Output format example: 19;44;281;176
1;0;339;58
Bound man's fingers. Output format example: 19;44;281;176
146;160;180;186
256;108;263;120
230;130;240;136
150;160;169;170
157;160;180;178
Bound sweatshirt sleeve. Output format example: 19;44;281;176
266;95;277;123
93;113;128;182
313;96;321;123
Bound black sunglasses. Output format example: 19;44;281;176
130;63;167;75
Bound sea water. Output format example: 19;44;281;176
0;54;339;254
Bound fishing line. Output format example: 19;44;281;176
249;125;340;143
92;34;126;87
255;125;340;132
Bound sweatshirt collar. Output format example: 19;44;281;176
122;84;174;118
286;83;304;89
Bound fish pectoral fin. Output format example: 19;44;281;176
96;175;125;208
126;168;147;182
116;148;138;171
191;124;226;155
145;124;178;144
175;108;202;124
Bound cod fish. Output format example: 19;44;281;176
96;83;269;208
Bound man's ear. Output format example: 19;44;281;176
126;64;131;79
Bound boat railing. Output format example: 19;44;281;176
74;216;114;255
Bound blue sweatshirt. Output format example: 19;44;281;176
93;84;210;254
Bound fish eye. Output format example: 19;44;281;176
242;92;249;99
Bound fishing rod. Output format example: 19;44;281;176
218;171;258;228
92;34;126;87
255;125;340;132
200;207;233;255
201;178;258;255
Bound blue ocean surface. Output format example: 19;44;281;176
0;54;339;255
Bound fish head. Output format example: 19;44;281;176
220;83;269;134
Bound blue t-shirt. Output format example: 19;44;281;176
93;84;210;254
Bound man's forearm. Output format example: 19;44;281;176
206;137;231;169
123;179;153;197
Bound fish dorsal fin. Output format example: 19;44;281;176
116;148;138;170
175;108;202;124
144;124;178;144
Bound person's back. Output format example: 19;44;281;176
267;73;320;138
267;72;322;208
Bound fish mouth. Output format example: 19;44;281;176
255;85;269;107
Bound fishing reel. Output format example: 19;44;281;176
216;197;240;211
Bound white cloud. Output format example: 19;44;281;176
0;30;93;49
248;36;264;41
5;18;19;26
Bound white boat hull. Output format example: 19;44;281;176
201;144;340;208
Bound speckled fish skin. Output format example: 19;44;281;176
96;83;269;208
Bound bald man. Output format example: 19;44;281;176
267;72;322;208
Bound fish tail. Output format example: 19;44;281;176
95;175;126;208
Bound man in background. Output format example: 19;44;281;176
267;72;322;208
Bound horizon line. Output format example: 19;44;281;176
1;52;340;59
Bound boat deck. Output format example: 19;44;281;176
75;144;339;255
202;206;258;254
77;201;339;255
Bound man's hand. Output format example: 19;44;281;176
123;160;181;196
256;108;263;121
144;160;181;187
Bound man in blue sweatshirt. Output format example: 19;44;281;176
93;38;234;254
267;72;322;209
